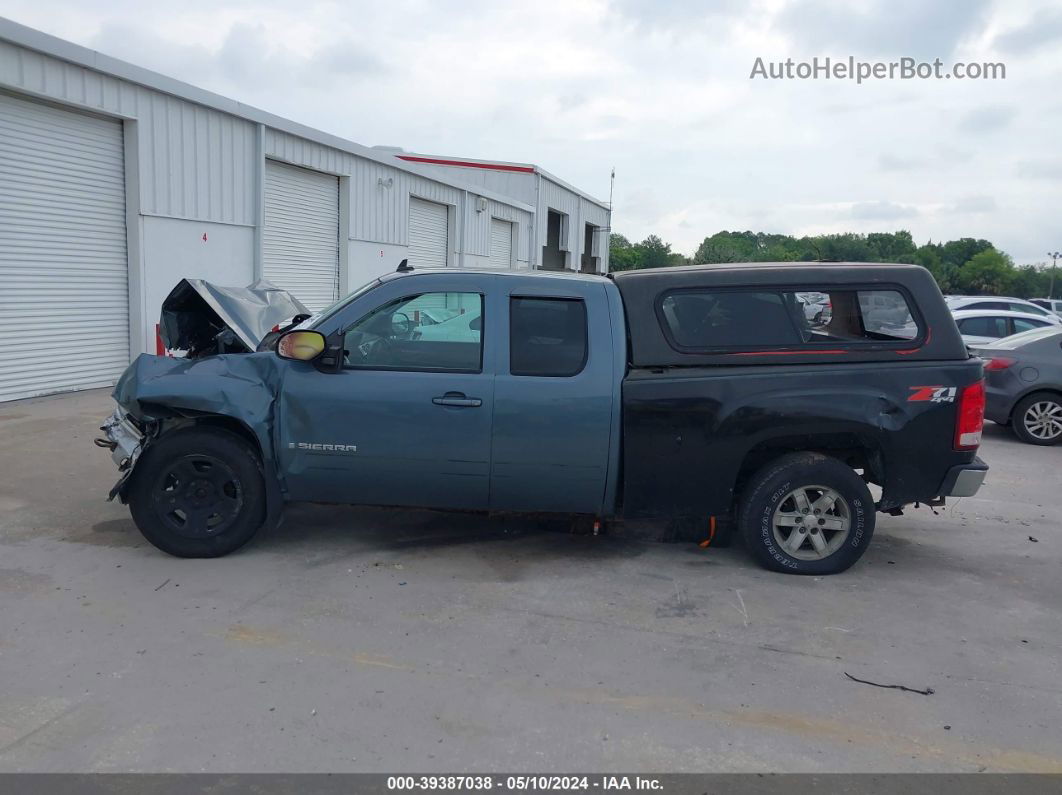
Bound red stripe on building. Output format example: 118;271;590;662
396;155;535;174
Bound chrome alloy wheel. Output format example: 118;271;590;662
771;485;851;560
1023;400;1062;441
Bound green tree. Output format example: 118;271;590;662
866;231;917;262
608;233;640;272
609;228;1036;299
941;238;993;269
913;243;959;293
634;235;676;270
956;248;1016;295
1011;264;1051;299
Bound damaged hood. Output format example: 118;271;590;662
160;278;310;356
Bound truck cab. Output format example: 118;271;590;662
273;269;623;516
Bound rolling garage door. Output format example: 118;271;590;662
489;218;513;268
408;197;449;269
0;93;128;403
263;160;339;313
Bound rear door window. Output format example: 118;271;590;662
658;287;919;351
1008;302;1050;317
1012;317;1048;334
510;297;587;376
958;316;1007;338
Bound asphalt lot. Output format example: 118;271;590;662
0;388;1060;773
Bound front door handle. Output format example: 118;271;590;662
432;392;482;408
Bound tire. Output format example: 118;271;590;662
738;452;874;575
1011;392;1062;446
127;428;266;558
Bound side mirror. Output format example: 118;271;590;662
276;330;326;362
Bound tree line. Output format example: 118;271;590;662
608;230;1060;298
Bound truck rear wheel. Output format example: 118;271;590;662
738;452;874;575
127;428;266;558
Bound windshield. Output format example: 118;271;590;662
295;278;381;331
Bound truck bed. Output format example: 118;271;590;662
620;357;984;520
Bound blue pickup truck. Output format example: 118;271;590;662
99;261;988;574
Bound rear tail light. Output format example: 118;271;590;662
984;357;1015;371
954;380;985;450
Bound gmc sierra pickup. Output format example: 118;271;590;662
99;261;988;574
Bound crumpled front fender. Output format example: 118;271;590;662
114;352;282;437
108;353;287;523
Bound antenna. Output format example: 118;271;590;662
607;167;615;233
396;258;413;273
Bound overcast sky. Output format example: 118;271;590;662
3;0;1060;263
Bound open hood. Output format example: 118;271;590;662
159;278;310;358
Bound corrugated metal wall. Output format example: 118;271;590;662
399;163;537;206
581;197;609;268
461;198;531;263
265;130;463;247
0;40;257;226
0;37;606;274
537;177;610;271
141;95;256;225
0;40;531;253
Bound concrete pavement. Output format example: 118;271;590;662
0;389;1060;772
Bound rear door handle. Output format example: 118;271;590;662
432;392;482;408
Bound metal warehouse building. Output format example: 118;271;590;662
0;19;611;403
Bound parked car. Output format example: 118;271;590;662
414;308;460;326
1030;298;1062;318
414;306;482;342
951;309;1056;345
945;295;1062;325
973;326;1062;445
796;292;831;324
859;290;913;330
98;261;987;575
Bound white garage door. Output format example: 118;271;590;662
263;160;339;313
408;197;448;269
0;94;128;403
489;218;513;268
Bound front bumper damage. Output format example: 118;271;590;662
95;409;145;501
96;353;286;525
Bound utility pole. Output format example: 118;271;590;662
1049;251;1061;298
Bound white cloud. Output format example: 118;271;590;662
850;201;920;220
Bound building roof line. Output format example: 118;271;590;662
394;150;611;210
0;16;535;213
396;154;535;174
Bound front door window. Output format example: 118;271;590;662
343;292;482;372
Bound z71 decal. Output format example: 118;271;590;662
908;386;957;403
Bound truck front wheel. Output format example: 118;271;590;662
127;428;266;558
738;453;874;575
